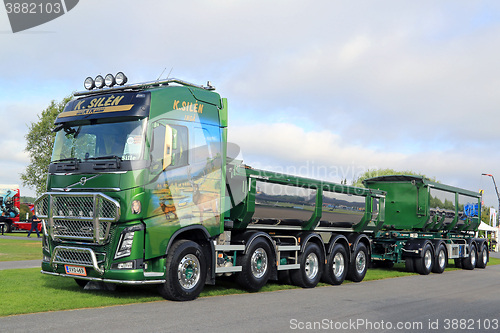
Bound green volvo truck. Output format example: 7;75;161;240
35;74;488;301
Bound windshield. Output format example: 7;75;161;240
51;118;147;162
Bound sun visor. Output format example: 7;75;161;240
55;91;151;124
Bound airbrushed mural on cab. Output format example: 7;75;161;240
145;102;223;233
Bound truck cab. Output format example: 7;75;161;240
36;75;227;293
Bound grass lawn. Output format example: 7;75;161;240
1;258;498;317
0;238;42;262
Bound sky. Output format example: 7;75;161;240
1;0;500;211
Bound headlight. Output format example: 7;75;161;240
115;72;128;85
95;75;105;89
114;231;135;259
105;73;115;87
84;77;95;90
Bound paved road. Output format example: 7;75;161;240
0;235;41;241
1;263;499;333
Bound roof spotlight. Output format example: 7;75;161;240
105;73;115;87
84;77;95;90
115;72;128;85
95;75;105;89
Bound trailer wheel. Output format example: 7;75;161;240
158;240;206;301
431;244;447;274
291;242;324;288
347;242;368;282
236;238;271;291
321;243;347;285
477;243;488;269
74;279;87;288
462;243;477;270
405;257;415;272
414;243;433;275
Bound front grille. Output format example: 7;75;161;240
52;219;110;240
34;192;120;245
54;248;93;266
52;246;106;274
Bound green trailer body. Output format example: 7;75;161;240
35;76;489;301
363;175;487;273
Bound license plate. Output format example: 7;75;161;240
65;265;87;276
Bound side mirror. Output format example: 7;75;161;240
163;125;178;170
163;125;173;170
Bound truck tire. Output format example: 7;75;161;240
405;257;415;272
158;240;206;301
347;242;368;282
431;244;447;274
74;278;87;288
291;242;323;288
236;238;272;291
5;221;12;233
321;243;347;285
462;243;477;270
476;243;488;269
414;243;433;275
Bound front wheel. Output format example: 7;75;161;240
236;238;272;291
415;243;433;275
476;243;488;269
322;243;347;285
347;242;368;282
291;242;324;288
158;240;207;301
462;243;477;270
431;244;447;274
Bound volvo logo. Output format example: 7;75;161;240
64;174;102;190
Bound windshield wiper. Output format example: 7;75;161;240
52;158;81;164
85;155;122;168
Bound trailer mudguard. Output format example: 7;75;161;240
296;232;326;255
403;239;433;258
347;233;371;261
326;234;350;261
231;230;278;280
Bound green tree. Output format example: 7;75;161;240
352;168;437;187
20;95;73;195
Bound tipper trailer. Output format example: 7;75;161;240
35;74;488;301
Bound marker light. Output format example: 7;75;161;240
95;75;105;89
115;72;128;85
105;73;115;87
84;77;95;90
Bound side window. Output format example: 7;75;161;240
172;125;188;168
149;122;188;173
193;128;213;163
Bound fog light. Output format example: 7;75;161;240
105;73;115;87
95;75;105;89
117;261;134;269
84;77;95;90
